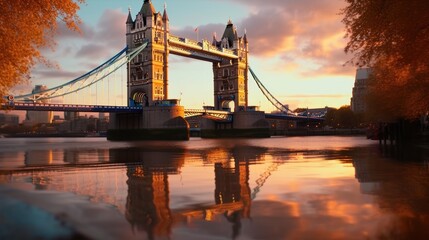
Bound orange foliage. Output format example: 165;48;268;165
366;57;429;121
342;0;429;120
0;0;84;99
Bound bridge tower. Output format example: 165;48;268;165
212;20;249;111
126;0;169;107
108;1;188;141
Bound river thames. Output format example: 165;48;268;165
1;136;429;239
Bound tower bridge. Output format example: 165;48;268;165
2;0;324;140
109;0;261;140
125;1;249;110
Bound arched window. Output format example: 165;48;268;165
223;68;229;78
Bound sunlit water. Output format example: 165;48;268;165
1;136;429;240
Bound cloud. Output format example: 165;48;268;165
75;43;108;59
28;9;129;88
57;9;124;45
9;84;33;96
241;8;297;56
215;0;352;76
57;21;95;40
94;9;126;48
168;0;352;76
32;69;87;80
73;9;126;61
51;9;127;64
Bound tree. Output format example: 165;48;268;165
0;0;84;100
324;105;359;129
342;0;429;120
334;105;356;128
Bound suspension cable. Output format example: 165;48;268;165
249;66;293;114
12;41;149;102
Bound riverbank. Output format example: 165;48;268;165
188;128;366;137
4;129;366;138
3;132;106;138
272;128;366;136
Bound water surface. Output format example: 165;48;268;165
1;136;429;239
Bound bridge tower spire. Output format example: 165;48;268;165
212;20;249;111
126;0;169;107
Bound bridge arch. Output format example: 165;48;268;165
131;90;149;107
220;96;235;112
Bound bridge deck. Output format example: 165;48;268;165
168;35;238;62
265;113;324;122
2;103;324;122
1;102;143;113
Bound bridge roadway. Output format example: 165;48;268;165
1;102;323;122
167;35;238;62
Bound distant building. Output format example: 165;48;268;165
57;114;109;134
25;85;53;125
99;112;107;120
0;113;19;126
52;115;65;124
351;68;371;113
64;111;79;121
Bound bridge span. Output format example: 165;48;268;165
1;102;323;123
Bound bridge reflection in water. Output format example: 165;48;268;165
110;146;263;239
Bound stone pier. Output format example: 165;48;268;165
201;110;270;138
107;101;189;141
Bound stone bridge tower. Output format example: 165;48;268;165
212;20;249;111
126;0;169;107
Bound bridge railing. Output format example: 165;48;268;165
184;109;232;121
1;102;143;112
185;109;231;114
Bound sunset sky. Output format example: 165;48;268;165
17;0;356;112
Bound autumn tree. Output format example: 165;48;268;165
0;0;84;100
324;105;360;128
342;0;429;120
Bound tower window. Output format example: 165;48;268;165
223;69;229;77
